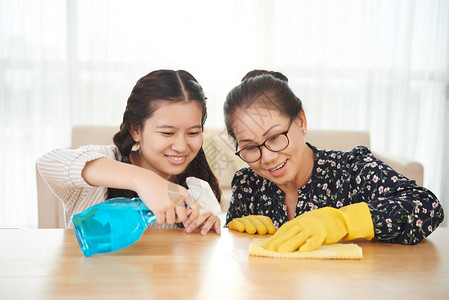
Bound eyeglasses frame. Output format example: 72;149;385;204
235;118;294;163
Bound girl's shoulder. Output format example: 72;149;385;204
77;144;122;160
38;144;122;168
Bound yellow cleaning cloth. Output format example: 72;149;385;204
249;239;362;260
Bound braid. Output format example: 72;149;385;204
112;122;135;161
107;120;138;199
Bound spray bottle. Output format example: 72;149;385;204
71;177;221;256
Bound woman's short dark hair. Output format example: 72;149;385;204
223;70;303;142
108;69;221;203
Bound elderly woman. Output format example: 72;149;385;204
223;70;444;252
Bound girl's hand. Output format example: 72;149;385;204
183;211;221;235
135;172;200;225
82;158;200;225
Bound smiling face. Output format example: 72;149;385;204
231;104;314;190
130;100;203;180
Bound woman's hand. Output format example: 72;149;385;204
183;211;221;235
263;204;374;253
228;215;276;234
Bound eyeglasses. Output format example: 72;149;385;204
235;119;294;163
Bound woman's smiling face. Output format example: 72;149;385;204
130;100;203;180
231;103;311;188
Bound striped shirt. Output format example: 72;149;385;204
37;144;179;229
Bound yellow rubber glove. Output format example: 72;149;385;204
263;202;374;253
228;215;276;235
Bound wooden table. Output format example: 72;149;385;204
0;228;448;299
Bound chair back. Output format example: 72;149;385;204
305;130;371;150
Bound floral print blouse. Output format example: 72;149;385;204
225;143;444;245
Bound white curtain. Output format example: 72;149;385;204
1;0;447;227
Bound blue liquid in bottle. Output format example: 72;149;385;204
71;197;156;257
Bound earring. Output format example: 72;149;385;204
302;130;307;134
132;142;141;151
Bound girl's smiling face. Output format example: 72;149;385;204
130;100;203;180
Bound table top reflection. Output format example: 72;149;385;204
0;227;448;299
